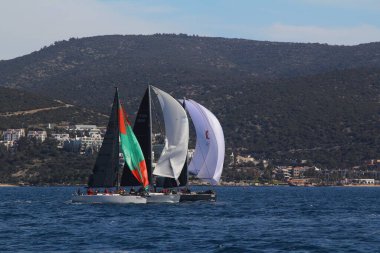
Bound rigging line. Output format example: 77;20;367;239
182;98;189;188
189;99;215;182
147;86;153;186
112;90;119;189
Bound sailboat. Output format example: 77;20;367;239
72;88;150;204
131;85;225;201
178;98;225;201
119;86;184;203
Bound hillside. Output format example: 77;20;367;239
0;137;95;185
0;87;107;129
0;34;379;168
0;87;61;113
1;34;380;112
220;68;380;168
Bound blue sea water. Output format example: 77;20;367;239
0;186;380;253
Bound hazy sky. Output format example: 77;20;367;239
1;0;380;60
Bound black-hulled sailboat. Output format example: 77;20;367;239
178;98;225;201
72;88;149;204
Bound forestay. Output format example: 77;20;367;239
184;99;225;185
151;86;189;179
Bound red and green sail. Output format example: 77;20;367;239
118;102;149;188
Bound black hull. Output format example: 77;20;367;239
179;192;216;202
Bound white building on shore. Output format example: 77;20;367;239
27;130;47;142
74;125;98;131
352;179;375;184
51;133;70;148
79;131;103;152
3;129;25;142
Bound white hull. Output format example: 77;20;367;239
72;194;147;204
146;193;180;203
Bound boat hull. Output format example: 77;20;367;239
72;194;147;204
179;192;216;202
146;193;180;203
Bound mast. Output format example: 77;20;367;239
115;87;120;190
147;85;153;186
182;98;189;188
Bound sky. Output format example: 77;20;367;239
1;0;380;60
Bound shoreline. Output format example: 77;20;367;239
1;182;380;187
0;183;19;187
342;184;380;187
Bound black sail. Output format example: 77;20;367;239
120;88;152;186
178;160;188;186
88;90;120;188
178;99;188;186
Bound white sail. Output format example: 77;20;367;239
151;86;189;179
184;99;225;185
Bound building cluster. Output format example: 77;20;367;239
27;130;48;142
0;128;47;150
52;125;104;154
0;124;105;154
273;166;318;181
229;152;380;186
1;126;379;186
273;166;321;186
0;125;197;162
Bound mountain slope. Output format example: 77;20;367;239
1;34;380;112
0;87;107;129
0;34;379;168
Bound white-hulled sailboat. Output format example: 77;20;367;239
119;86;187;203
72;88;150;204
